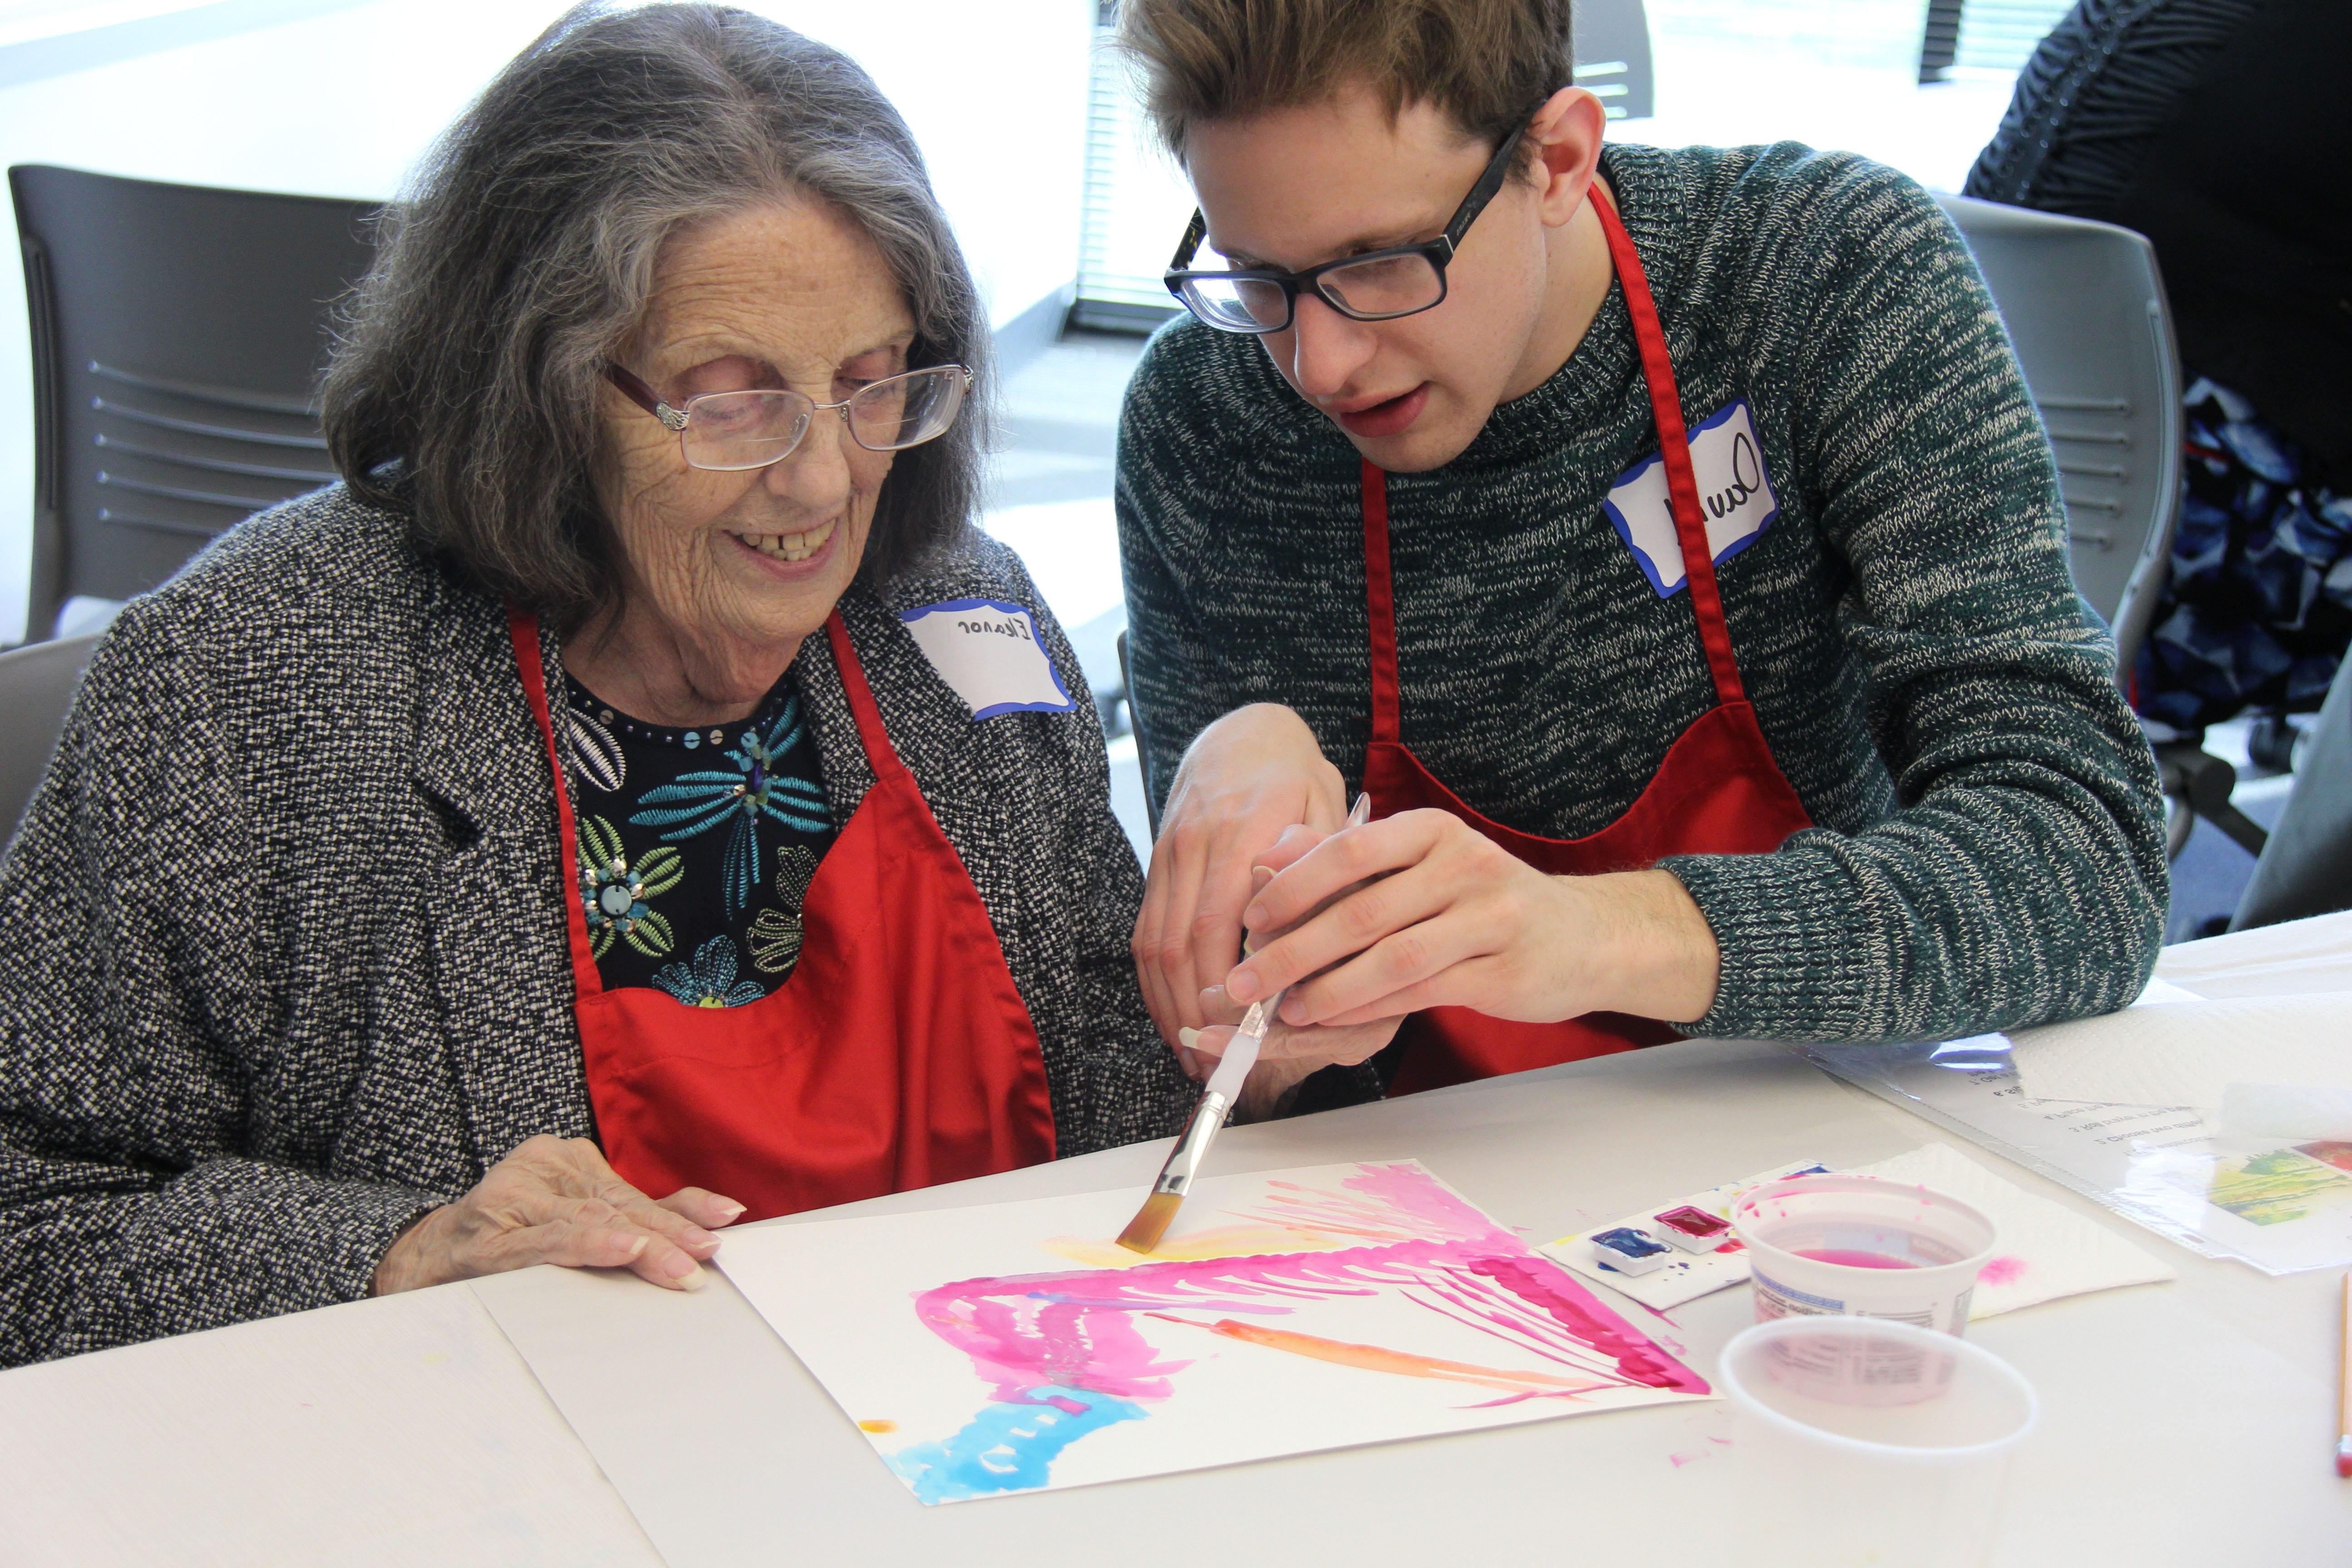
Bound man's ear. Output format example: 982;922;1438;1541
1525;85;1607;228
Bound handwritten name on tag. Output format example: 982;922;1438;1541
898;598;1076;720
1600;397;1780;598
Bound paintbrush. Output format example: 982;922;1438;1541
2337;1272;2351;1478
1118;792;1372;1254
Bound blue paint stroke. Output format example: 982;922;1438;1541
885;1383;1148;1504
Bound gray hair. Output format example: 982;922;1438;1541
322;1;989;627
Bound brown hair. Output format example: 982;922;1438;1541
1115;0;1574;165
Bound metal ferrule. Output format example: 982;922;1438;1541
1148;1088;1235;1198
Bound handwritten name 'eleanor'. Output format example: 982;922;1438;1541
956;616;1034;642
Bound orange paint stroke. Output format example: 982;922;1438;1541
1153;1314;1611;1397
858;1419;900;1434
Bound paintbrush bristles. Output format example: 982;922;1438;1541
1117;1192;1182;1254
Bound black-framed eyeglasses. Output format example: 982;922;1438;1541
1163;126;1528;335
603;362;973;472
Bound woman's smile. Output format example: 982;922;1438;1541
726;516;839;568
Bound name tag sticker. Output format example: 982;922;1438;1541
898;598;1076;720
1600;397;1779;598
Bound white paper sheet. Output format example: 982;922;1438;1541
1848;1142;2175;1317
1542;1145;2173;1319
716;1161;1713;1504
1799;1038;2352;1274
2219;1083;2352;1145
2009;994;2352;1111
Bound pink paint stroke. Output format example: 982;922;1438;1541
1977;1255;2028;1286
1609;1289;1682;1326
909;1164;1711;1413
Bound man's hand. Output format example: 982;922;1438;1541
1176;817;1404;1117
1224;808;1722;1033
1132;704;1346;1070
372;1135;745;1296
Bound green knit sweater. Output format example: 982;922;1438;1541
1116;141;2168;1044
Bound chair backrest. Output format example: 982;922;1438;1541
0;632;98;853
1573;0;1655;122
1933;193;2183;677
2231;656;2352;932
10;165;379;642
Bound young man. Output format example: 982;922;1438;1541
1112;0;2167;1112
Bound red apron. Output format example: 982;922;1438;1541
1369;186;1814;1096
510;608;1057;1220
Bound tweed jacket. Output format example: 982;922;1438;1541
0;486;1193;1367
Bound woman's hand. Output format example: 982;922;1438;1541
371;1134;745;1296
1132;704;1347;1068
1224;808;1723;1033
1184;1003;1403;1120
1176;817;1405;1116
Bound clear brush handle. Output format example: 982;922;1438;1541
1202;1009;1268;1102
1200;792;1369;1105
1204;785;1373;1105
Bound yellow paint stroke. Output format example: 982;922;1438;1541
1159;1315;1611;1398
1039;1223;1363;1269
858;1419;899;1434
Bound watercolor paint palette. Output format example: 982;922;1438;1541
1544;1146;2175;1318
1542;1161;1830;1310
717;1161;1714;1504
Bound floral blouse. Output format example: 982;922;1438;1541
561;671;835;1007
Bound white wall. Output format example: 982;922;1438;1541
1628;0;2017;196
0;0;1093;643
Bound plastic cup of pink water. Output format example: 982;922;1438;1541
1718;1316;2038;1568
1730;1174;1998;1353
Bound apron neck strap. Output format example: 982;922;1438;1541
1588;183;1747;708
1356;184;1751;730
823;609;912;784
1360;459;1403;744
505;605;608;1000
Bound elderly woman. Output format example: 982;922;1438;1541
0;3;1191;1367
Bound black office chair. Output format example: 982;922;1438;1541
1933;194;2183;682
1572;0;1655;122
1931;194;2260;862
0;632;98;853
10;166;379;643
2230;656;2352;931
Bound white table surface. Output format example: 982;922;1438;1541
0;1276;659;1567
5;914;2349;1567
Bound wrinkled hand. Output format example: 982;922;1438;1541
1180;820;1404;1117
372;1134;745;1296
1223;808;1721;1035
1133;703;1346;1068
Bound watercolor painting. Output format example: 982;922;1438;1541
717;1161;1712;1504
2201;1148;2352;1226
2295;1142;2352;1176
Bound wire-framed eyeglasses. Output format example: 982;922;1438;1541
603;361;973;472
1163;126;1529;335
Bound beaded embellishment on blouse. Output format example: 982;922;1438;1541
561;671;835;1003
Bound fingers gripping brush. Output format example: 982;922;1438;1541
1117;794;1371;1254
